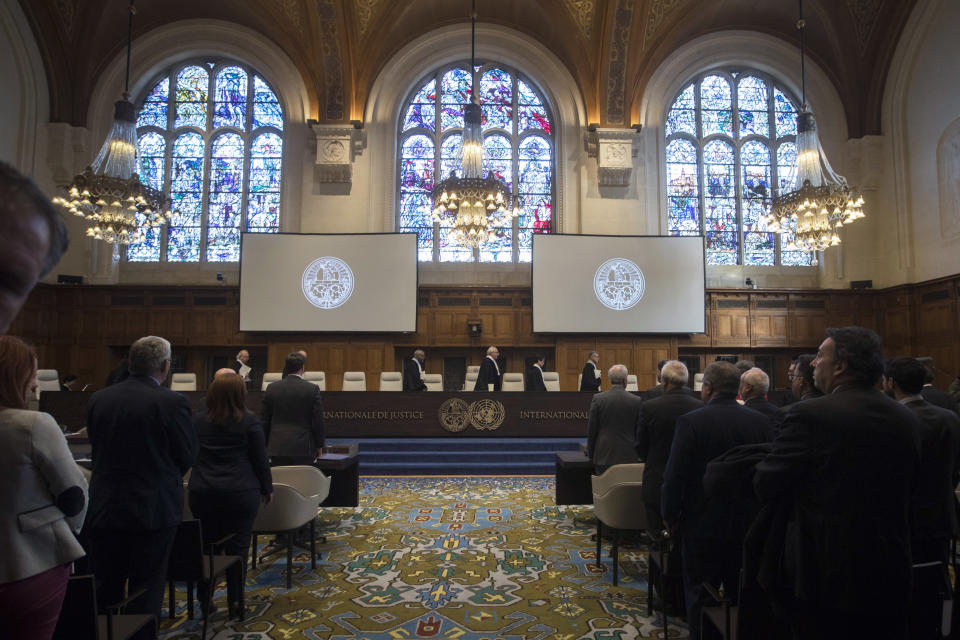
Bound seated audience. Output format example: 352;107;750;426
791;354;822;401
754;327;922;640
189;372;273;617
0;335;87;640
661;361;771;640
739;367;779;417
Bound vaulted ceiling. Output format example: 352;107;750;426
19;0;918;138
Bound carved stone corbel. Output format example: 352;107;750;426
310;122;366;184
584;126;641;187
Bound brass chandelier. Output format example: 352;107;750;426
53;0;170;244
431;0;516;249
762;0;865;253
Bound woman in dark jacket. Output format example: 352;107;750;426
189;372;272;616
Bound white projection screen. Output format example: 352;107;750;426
239;233;417;332
532;234;706;333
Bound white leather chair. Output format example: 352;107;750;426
577;373;582;389
463;371;479;391
303;371;325;390
423;373;443;391
467;365;480;374
342;371;366;391
36;369;60;397
251;466;330;588
502;373;524;391
170;372;197;391
542;371;560;392
591;463;646;586
625;374;639;392
694;373;704;391
261;372;282;390
379;371;402;391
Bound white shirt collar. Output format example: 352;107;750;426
534;363;543;371
487;355;500;375
411;357;423;373
898;393;923;405
586;361;596;369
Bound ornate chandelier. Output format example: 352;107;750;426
52;0;170;244
431;0;515;249
762;0;865;254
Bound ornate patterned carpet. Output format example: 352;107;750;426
159;477;688;639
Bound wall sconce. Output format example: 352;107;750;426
468;320;482;337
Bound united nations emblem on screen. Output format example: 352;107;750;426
594;258;645;310
301;257;354;309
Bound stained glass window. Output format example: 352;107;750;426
664;70;812;266
130;61;283;262
399;63;554;263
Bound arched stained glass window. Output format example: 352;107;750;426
664;71;812;266
398;63;554;263
129;61;284;262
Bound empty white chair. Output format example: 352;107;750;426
261;372;282;390
577;373;582;389
463;371;479;391
592;463;646;586
36;369;60;397
423;373;443;391
542;371;560;392
625;374;639;392
502;373;524;391
303;371;326;390
379;371;402;391
170;372;197;391
694;373;704;392
342;371;366;391
467;365;480;374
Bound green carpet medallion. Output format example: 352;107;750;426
160;477;688;639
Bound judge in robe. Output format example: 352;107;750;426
526;355;547;392
580;351;601;392
231;349;252;387
474;346;502;392
402;349;428;392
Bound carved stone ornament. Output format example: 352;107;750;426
311;123;366;184
585;127;640;187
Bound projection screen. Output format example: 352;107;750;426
239;233;417;332
532;234;705;333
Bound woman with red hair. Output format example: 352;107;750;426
0;336;88;639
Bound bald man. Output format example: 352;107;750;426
214;368;237;379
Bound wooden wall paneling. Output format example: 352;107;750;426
555;339;596;391
879;290;912;353
712;295;750;347
631;338;674;389
751;294;789;347
825;293;857;329
788;294;828;348
914;282;959;388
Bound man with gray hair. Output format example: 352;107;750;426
739;367;779;417
662;361;771;639
475;346;502;392
86;336;198;621
587;364;643;474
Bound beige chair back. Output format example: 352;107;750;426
463;371;479;391
694;373;704;391
170;372;197;391
591;463;646;531
261;372;282;390
625;374;639;392
379;372;402;391
36;369;60;398
542;371;560;391
423;373;443;391
467;365;480;374
304;371;326;390
270;465;331;502
342;371;366;391
502;373;524;391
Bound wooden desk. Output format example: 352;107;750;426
555;451;594;505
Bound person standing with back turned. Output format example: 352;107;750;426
261;352;324;465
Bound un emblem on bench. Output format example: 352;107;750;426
468;399;505;431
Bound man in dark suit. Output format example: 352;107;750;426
790;353;822;402
739;367;779;417
261;353;324;465
474;346;502;392
525;354;547;391
636;360;702;613
642;359;668;400
587;364;643;474
922;366;960;414
754;327;922;640
402;349;428;392
661;361;771;639
883;357;960;566
86;335;198;620
580;351;601;392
